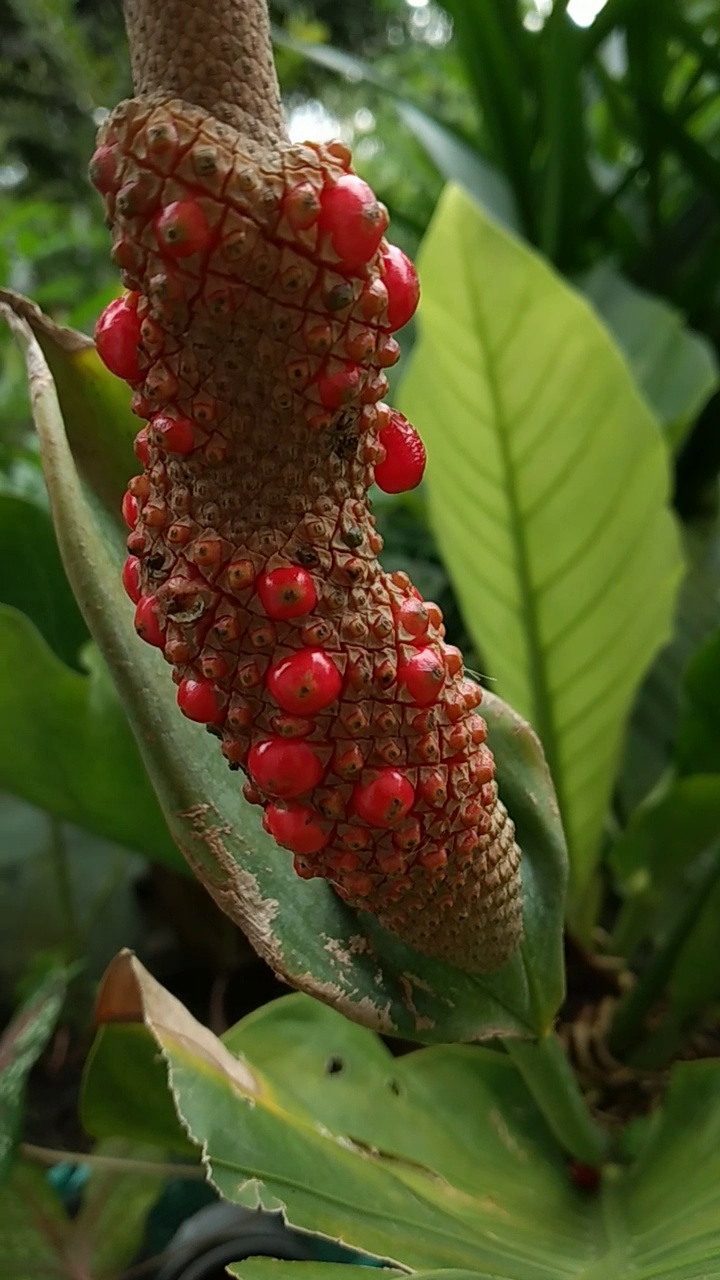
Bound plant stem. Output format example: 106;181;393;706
608;844;720;1061
47;817;81;960
122;0;284;142
21;1142;205;1180
504;1032;611;1166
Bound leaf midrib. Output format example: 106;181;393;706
464;221;565;825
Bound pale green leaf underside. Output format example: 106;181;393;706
400;185;683;892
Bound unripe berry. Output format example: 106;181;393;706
95;295;142;382
248;738;324;797
134;427;151;466
134;596;165;648
398;647;446;706
177;676;225;724
257;567;317;620
267;649;342;715
380;243;420;332
374;412;426;494
89;144;117;196
121;555;142;603
318;174;388;272
317;363;361;410
154;200;212;257
264;803;330;855
353;769;415;828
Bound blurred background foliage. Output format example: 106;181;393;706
1;0;719;1033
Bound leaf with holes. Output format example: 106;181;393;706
400;185;683;908
84;956;720;1279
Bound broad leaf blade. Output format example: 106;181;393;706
400;184;683;900
86;959;720;1278
582;263;719;449
3;296;566;1041
0;610;183;870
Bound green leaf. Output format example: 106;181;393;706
538;4;589;267
85;958;720;1278
0;966;68;1175
610;774;720;955
581;264;719;450
3;295;566;1042
0;1161;72;1277
400;184;683;903
0;609;183;871
676;629;720;776
0;495;89;668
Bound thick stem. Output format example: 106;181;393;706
122;0;285;143
505;1033;612;1166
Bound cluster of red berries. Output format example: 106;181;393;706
88;96;523;973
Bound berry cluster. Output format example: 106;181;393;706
90;95;522;973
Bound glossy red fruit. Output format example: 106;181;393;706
121;555;142;603
264;803;330;855
154;200;212;258
267;649;342;715
353;769;415;828
151;414;195;454
394;596;430;641
374;412;426;493
134;596;165;648
317;362;361;410
380;243;420;331
257;567;317;620
248;738;324;797
318;174;388;271
133;427;151;466
95;295;142;382
88;144;117;196
177;676;225;724
398;647;445;706
122;490;139;528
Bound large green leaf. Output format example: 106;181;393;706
1;294;566;1041
0;610;182;870
0;494;88;668
85;957;720;1278
676;629;720;776
582;264;719;450
400;184;683;904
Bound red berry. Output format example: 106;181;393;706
257;567;317;620
154;200;212;258
264;803;330;855
177;676;225;724
134;427;151;466
318;175;389;272
317;362;362;410
353;769;415;829
267;649;342;715
151;414;195;454
380;244;420;331
394;597;430;641
89;144;117;196
248;738;324;798
122;490;139;528
121;555;142;603
134;596;165;647
95;295;142;382
568;1161;601;1193
398;647;445;706
374;413;426;493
